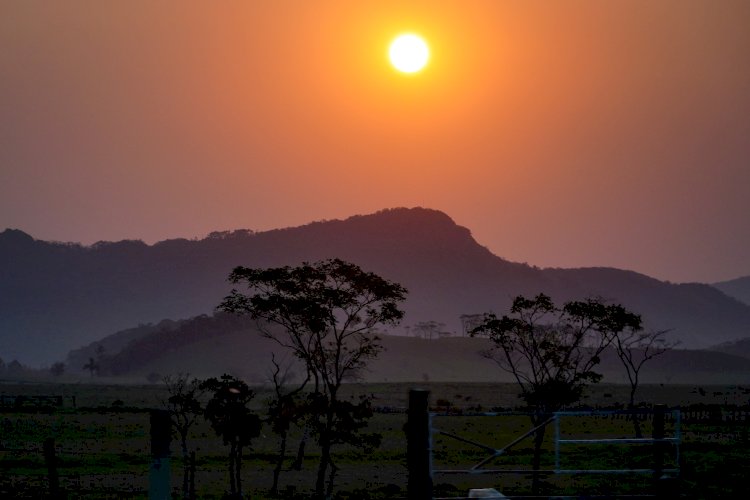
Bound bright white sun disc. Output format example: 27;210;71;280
389;34;429;73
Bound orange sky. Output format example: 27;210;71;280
1;1;749;283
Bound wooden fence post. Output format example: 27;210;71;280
149;409;172;500
43;437;60;499
407;389;433;500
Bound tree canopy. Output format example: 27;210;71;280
220;258;407;389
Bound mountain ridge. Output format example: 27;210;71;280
3;207;750;365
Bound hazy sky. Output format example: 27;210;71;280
2;1;749;283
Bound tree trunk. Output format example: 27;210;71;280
228;441;237;498
272;430;288;495
315;407;335;499
531;418;547;495
236;443;243;498
629;383;643;438
325;455;338;499
181;431;190;499
292;424;308;470
315;433;331;499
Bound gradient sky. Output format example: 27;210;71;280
2;1;749;283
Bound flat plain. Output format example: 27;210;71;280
1;381;749;498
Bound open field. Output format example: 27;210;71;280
1;381;749;498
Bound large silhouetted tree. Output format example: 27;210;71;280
472;293;642;493
219;258;407;498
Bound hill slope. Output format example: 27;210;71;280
709;337;750;361
714;276;750;306
72;312;750;386
3;207;750;364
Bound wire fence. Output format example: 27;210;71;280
2;398;750;498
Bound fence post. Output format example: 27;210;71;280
652;404;678;499
149;409;172;500
652;404;666;480
407;389;433;500
43;437;60;499
189;450;196;500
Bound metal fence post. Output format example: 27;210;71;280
652;404;679;499
149;409;172;500
407;389;433;500
189;450;196;500
554;413;561;473
652;404;666;479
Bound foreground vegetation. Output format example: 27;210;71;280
1;381;749;498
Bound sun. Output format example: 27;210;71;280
389;33;430;74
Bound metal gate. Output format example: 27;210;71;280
406;389;681;499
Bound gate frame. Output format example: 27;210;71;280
553;405;680;476
406;389;681;499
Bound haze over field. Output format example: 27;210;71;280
1;1;749;284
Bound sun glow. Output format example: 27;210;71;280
389;33;430;73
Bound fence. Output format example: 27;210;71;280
406;389;682;499
2;389;747;498
553;407;679;476
1;409;171;499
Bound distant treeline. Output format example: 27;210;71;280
92;313;254;376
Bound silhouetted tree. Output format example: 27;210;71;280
50;362;65;377
200;374;261;499
7;359;25;377
472;294;641;493
82;357;99;377
460;313;484;336
219;258;407;498
164;374;205;499
412;320;445;340
613;328;675;437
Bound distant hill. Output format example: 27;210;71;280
709;337;750;361
713;276;750;306
70;312;750;386
4;207;750;365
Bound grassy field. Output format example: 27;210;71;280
1;380;749;498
